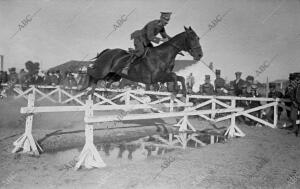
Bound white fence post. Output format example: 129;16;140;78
170;95;174;112
58;86;62;103
75;95;106;170
32;86;36;98
125;91;130;105
274;98;279;128
231;99;236;109
12;93;43;155
211;96;216;119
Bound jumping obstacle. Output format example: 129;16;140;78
13;89;246;170
3;83;293;129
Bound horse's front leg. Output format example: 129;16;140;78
163;72;178;94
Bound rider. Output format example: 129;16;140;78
122;12;172;75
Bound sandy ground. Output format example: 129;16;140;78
0;97;300;189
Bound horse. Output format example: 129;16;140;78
85;26;203;96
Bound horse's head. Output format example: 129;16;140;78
184;26;203;61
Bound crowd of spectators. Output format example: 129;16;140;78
0;62;297;128
0;63;285;100
0;61;81;91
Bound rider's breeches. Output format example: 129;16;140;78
133;38;146;57
133;38;153;57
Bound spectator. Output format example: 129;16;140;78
49;71;59;85
43;72;52;85
186;72;195;91
199;75;214;95
8;67;19;83
245;75;254;87
1;71;8;83
18;69;27;84
214;69;225;95
232;71;245;96
55;70;63;85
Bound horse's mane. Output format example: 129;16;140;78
157;31;186;48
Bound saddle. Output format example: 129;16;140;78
120;48;150;74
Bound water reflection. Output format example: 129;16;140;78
96;141;175;161
94;133;225;161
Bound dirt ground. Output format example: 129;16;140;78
0;97;300;189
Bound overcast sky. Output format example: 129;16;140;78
0;0;299;82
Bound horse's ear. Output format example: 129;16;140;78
189;26;192;30
184;26;188;31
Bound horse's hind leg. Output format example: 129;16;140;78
162;72;179;95
85;77;97;97
176;75;187;96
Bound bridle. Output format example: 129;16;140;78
169;31;202;55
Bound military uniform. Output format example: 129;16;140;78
121;12;172;75
214;69;225;95
130;12;171;57
200;75;214;95
232;71;245;96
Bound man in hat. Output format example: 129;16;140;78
199;75;214;95
122;12;172;74
8;67;18;84
245;75;254;86
214;69;225;95
232;71;245;96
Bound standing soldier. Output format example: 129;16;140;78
199;75;214;95
186;72;195;91
121;12;172;74
214;69;225;95
232;71;245;96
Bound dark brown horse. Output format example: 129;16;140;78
86;26;203;95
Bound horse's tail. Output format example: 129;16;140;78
90;49;111;60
